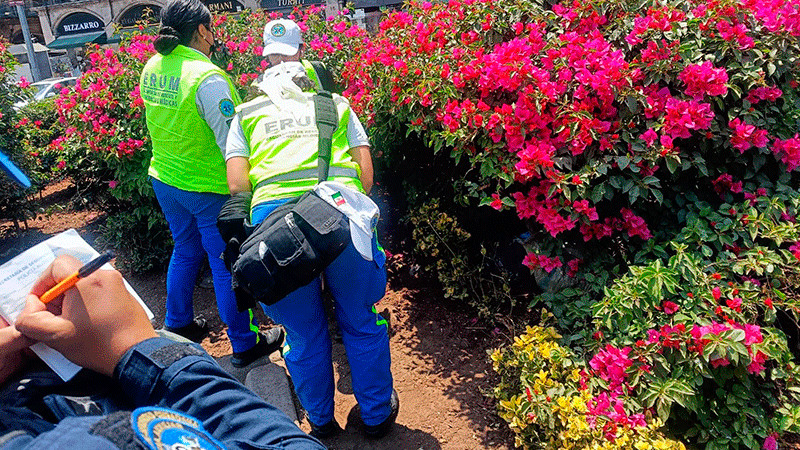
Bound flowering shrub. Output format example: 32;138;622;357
588;191;800;449
16;98;65;182
0;38;38;229
406;199;517;316
45;33;173;271
298;6;800;445
492;323;686;449
301;0;800;309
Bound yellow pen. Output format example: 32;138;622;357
40;251;114;304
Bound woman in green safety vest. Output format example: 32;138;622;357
139;0;282;368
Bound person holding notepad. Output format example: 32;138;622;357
0;255;325;449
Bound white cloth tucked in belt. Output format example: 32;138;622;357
313;181;378;261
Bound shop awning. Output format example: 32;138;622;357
47;31;107;50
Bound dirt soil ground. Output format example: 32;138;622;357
0;179;516;450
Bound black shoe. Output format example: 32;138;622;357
230;327;285;368
364;389;399;439
165;317;209;343
309;418;341;439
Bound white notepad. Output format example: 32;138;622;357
0;229;154;381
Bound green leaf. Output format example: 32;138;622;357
666;156;679;173
652;189;664;204
591;185;605;203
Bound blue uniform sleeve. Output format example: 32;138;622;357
114;337;324;450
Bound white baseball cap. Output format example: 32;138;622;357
262;19;302;57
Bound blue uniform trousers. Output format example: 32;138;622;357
253;201;393;428
151;178;258;352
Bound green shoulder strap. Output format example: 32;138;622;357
313;90;338;183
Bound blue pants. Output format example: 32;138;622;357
151;178;258;353
253;201;393;427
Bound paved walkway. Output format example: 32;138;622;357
215;351;299;423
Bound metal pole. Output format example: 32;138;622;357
15;3;42;82
324;0;340;20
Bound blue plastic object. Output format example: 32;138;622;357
0;149;31;188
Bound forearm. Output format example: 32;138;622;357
348;145;373;194
226;157;253;195
115;337;323;449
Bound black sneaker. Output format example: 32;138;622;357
309;418;341;439
364;389;399;439
165;317;209;343
230;327;285;368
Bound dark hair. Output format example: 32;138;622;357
153;0;211;55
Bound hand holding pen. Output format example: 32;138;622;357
15;254;157;375
40;251;114;304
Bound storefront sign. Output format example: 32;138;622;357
203;0;244;13
57;12;105;36
117;4;161;28
260;0;323;10
351;0;402;7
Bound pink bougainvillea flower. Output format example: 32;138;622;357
662;98;715;139
710;357;730;368
662;301;679;314
522;252;562;273
589;345;633;396
566;258;582;277
57;160;66;169
729;118;769;153
772;135;800;172
726;297;742;310
790;242;800;260
679;61;728;100
712;287;722;301
640;129;658;146
747;350;768;374
763;433;778;450
746;86;782;104
740;323;764;345
490;193;503;210
18;76;30;88
108;180;118;189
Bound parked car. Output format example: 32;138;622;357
13;76;77;110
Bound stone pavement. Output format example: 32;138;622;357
157;328;300;424
215;351;300;423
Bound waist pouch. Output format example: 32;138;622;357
232;190;350;308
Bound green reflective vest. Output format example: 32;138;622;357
236;92;363;207
141;45;240;194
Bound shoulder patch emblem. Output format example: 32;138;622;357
219;98;235;118
271;23;286;37
132;407;225;450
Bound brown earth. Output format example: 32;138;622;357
0;179;516;450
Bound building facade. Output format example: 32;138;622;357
3;0;397;80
